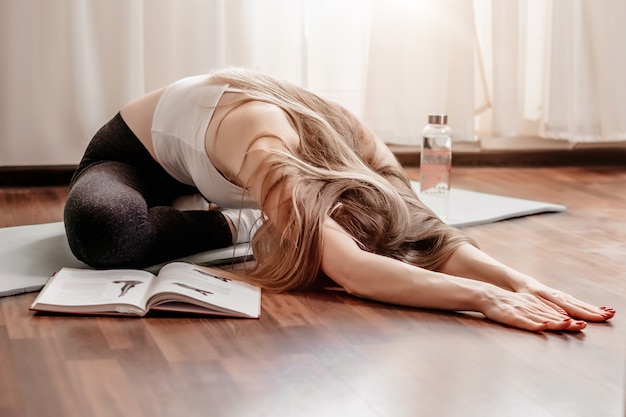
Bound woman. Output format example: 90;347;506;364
64;68;615;332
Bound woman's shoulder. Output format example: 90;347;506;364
208;98;299;190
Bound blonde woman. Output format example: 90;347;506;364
64;68;615;332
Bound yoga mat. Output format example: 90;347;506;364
0;222;87;297
0;186;565;298
409;182;566;228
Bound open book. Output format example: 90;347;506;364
30;262;261;318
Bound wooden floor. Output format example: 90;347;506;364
0;167;625;417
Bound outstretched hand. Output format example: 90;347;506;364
479;281;615;333
516;280;616;323
479;289;587;332
439;244;615;331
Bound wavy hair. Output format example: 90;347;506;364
209;68;474;292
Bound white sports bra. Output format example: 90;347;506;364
151;75;257;209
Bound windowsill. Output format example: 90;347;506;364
1;138;624;187
389;137;626;167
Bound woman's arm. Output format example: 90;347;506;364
321;218;612;332
439;244;615;323
321;218;486;311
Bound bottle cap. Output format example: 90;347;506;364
428;114;447;124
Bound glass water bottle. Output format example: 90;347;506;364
419;114;452;220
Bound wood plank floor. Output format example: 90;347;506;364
0;167;625;417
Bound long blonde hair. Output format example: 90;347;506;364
210;68;473;292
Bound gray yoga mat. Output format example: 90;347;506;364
409;182;566;228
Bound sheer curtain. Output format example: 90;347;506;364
474;0;626;143
364;0;476;143
0;0;475;166
0;0;146;166
1;0;624;167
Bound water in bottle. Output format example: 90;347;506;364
419;114;452;220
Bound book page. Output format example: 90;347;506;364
149;262;260;317
34;268;154;311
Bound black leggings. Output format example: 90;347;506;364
64;113;233;269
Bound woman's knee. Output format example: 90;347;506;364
64;176;151;268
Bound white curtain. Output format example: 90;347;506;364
0;0;475;166
364;0;476;143
0;0;146;166
474;0;626;143
1;0;624;167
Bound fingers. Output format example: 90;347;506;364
568;305;616;322
542;317;587;332
499;313;586;333
598;306;617;321
486;294;588;333
507;314;587;333
536;291;616;322
482;288;613;333
527;304;588;332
